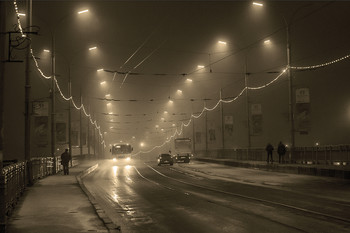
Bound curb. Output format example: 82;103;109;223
76;164;122;233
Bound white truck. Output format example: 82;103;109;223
173;138;192;163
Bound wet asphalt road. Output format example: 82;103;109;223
83;159;350;233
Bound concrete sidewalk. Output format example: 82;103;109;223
6;160;109;233
194;157;350;179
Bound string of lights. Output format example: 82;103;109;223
135;52;350;155
13;0;106;147
14;0;350;155
290;54;350;70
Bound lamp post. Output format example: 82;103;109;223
48;9;89;172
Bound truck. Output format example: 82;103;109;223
173;138;192;163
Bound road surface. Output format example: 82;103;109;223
83;159;350;233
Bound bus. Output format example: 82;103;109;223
110;143;133;163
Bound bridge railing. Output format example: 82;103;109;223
195;144;350;165
0;154;91;230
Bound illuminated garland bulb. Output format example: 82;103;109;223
78;9;89;14
89;46;97;50
253;2;263;6
168;100;173;104
197;65;205;68
161;117;165;121
97;68;103;72
106;103;111;106
43;49;50;53
105;94;110;97
264;39;271;45
218;41;227;45
100;81;106;85
172;124;176;127
109;112;113;115
164;111;168;114
18;13;25;16
186;78;192;82
177;89;182;93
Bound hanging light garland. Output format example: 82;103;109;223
13;0;106;146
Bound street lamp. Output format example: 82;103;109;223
50;8;89;172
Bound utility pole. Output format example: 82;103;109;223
24;0;32;183
79;88;83;157
286;23;295;163
220;89;225;151
245;60;251;158
51;32;56;173
68;66;72;166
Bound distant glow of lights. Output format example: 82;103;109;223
315;142;319;146
13;0;350;156
132;136;135;139
168;100;173;104
104;132;107;134
120;140;123;143
177;90;182;94
18;13;25;16
164;111;168;114
172;124;176;127
109;112;113;115
97;68;104;72
155;125;159;128
140;142;144;147
218;41;227;45
253;2;263;7
264;39;271;45
78;9;89;14
107;103;111;106
100;81;106;85
197;65;205;68
186;78;192;82
161;129;164;131
89;46;97;51
161;117;165;121
43;49;50;53
105;94;111;97
109;126;113;129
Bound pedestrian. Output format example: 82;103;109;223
61;149;71;175
277;141;287;164
265;143;274;163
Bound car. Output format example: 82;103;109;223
157;153;174;166
174;153;191;163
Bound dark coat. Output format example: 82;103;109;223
277;143;286;155
61;151;71;165
266;144;274;152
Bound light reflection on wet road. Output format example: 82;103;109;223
83;159;350;233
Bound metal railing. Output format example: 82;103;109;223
196;144;350;165
0;154;89;231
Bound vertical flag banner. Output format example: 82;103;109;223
295;88;311;134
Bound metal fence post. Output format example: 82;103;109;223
0;172;6;232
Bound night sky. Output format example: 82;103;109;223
2;0;350;159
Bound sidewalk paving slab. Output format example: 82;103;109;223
6;160;109;233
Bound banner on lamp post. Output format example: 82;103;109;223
295;88;311;134
251;104;262;135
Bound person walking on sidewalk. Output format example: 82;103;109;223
265;143;274;164
61;149;71;175
277;141;287;164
